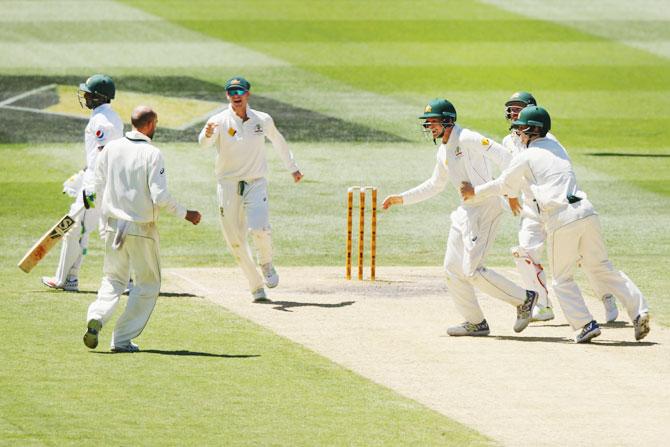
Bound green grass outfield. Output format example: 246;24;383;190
1;0;669;445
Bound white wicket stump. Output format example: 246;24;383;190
346;186;377;280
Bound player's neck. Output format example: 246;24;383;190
441;127;453;144
232;105;248;121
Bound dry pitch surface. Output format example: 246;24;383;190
166;266;670;447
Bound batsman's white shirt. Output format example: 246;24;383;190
82;103;123;194
198;104;298;181
95;130;187;223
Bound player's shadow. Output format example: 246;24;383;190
529;323;570;328
601;321;631;328
255;299;355;312
93;350;259;358
140;350;260;358
492;335;572;344
58;290;199;297
587;152;670;158
493;335;658;346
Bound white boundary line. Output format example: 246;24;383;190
0;83;57;107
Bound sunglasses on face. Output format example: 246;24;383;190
227;89;246;97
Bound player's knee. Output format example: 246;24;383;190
511;245;541;264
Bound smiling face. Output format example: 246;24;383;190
422;117;448;140
226;89;249;110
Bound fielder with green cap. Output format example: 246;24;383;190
383;99;540;337
460;106;651;343
501;92;619;324
42;74;123;293
198;76;303;303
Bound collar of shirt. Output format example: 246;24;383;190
528;137;550;149
443;124;462;152
125;130;152;142
92;103;111;115
227;103;252;122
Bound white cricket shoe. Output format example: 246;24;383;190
634;312;651;341
42;276;79;292
575;320;601;343
261;263;279;288
602;294;618;323
111;342;140;353
447;319;490;336
514;291;539;333
531;305;555;322
252;287;270;303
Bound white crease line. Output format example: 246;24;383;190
0;84;57;107
175;105;227;131
0;104;89;121
167;269;216;298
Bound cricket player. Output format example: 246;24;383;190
198;76;303;302
83;106;201;352
42;74;123;292
460;106;650;343
383;99;539;337
502;91;618;323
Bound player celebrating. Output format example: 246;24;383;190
383;99;539;337
42;74;123;292
84;106;201;352
460;106;650;343
502;91;618;323
198;76;303;302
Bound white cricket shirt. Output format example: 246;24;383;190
95;130;187;223
82;103;123;193
474;136;595;231
198;104;299;182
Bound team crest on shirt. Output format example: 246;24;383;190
481;138;489;146
95;129;105;140
228;127;237;137
455;146;463;157
253;124;263;135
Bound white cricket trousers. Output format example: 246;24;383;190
513;215;551;308
217;177;273;292
87;220;161;348
444;203;527;324
548;214;649;330
55;197;99;284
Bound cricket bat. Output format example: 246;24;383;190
17;204;85;273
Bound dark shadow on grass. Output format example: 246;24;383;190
587;152;670;158
529;323;570;328
256;299;355;312
141;350;260;358
93;350;259;358
0;75;405;143
41;289;198;298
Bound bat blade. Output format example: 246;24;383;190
18;208;83;273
